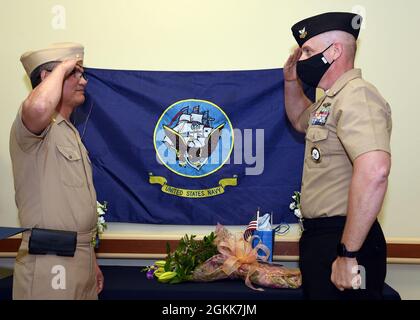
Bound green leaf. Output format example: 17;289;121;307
159;231;218;283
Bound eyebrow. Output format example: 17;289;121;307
302;45;314;51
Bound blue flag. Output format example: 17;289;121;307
73;68;314;225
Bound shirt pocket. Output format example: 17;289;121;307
56;145;84;187
305;127;331;168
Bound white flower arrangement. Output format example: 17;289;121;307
92;201;108;247
289;191;303;231
289;191;302;219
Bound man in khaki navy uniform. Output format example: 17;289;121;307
10;43;104;299
283;12;392;299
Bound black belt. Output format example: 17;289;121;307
302;216;347;231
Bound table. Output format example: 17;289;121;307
0;266;401;300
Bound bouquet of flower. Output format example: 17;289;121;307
144;224;301;290
144;232;218;284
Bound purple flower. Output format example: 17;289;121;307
146;269;155;280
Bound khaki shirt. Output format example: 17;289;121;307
297;69;392;219
9;108;98;299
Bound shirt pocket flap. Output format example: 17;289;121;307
306;128;329;142
57;145;81;161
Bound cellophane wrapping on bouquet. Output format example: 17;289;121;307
191;224;301;290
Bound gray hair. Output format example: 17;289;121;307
318;30;357;62
29;61;61;88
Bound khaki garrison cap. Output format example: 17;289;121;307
20;42;84;77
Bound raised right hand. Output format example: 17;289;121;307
57;58;80;78
283;48;302;81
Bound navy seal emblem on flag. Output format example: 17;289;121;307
154;99;234;178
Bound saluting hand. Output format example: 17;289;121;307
283;48;302;81
57;58;80;78
331;257;361;291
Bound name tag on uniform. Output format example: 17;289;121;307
311;103;331;126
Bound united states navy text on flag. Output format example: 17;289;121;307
73;68;314;225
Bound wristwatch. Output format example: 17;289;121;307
336;243;358;258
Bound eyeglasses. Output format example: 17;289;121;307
69;69;88;81
44;68;87;81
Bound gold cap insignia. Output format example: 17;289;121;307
299;27;307;39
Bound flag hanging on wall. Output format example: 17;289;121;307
73;68;314;225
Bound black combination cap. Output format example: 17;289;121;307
291;12;363;47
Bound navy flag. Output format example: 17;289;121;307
73;68;314;225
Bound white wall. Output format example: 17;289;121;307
1;0;419;299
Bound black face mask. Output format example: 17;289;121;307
296;44;334;88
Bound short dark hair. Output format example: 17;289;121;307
29;61;60;88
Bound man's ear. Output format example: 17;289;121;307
40;69;49;81
332;43;343;61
